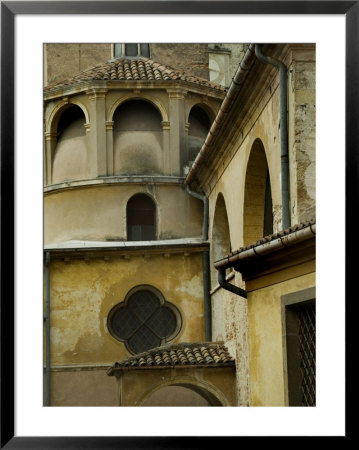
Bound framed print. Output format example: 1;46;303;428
1;1;354;447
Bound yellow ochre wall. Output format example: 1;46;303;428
247;270;315;406
48;252;205;367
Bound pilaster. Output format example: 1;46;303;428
105;121;114;175
86;88;108;177
167;88;187;176
161;121;171;173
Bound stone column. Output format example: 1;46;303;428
44;132;57;185
86;88;108;178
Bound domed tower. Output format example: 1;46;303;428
43;52;226;405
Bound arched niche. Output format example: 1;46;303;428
188;105;211;163
139;380;226;406
211;193;231;289
52;104;88;183
126;193;157;241
141;385;212;406
243;138;273;246
113;100;163;175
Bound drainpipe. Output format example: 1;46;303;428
217;268;247;299
255;44;291;230
186;185;211;340
45;252;51;406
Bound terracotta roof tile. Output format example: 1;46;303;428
228;219;316;257
44;57;226;93
107;342;234;373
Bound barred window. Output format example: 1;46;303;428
107;286;181;354
285;299;316;406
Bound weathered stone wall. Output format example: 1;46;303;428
208;43;250;86
151;43;209;79
288;46;316;224
44;43;112;85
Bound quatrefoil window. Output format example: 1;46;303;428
107;286;182;354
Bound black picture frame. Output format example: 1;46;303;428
1;1;354;447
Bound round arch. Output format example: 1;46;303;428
211;192;231;288
186;101;216;124
126;192;157;241
136;377;230;407
108;94;168;123
46;98;90;135
243;138;273;246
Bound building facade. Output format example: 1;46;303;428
44;43;316;406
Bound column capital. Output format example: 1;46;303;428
44;132;57;141
167;88;187;100
86;89;108;101
161;121;170;130
105;121;114;130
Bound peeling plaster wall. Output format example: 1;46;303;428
211;273;250;406
48;253;205;367
288;46;316;224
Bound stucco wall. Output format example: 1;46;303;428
44;184;203;244
48;252;205;366
247;271;315;406
49;369;118;406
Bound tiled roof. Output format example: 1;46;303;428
44;57;226;92
232;219;316;255
107;342;234;374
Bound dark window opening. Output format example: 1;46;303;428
286;300;316;406
127;194;156;241
114;43;122;58
140;44;150;58
114;43;151;58
263;170;273;236
125;43;138;57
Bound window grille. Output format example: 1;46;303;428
297;302;316;406
108;288;181;354
285;299;316;406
